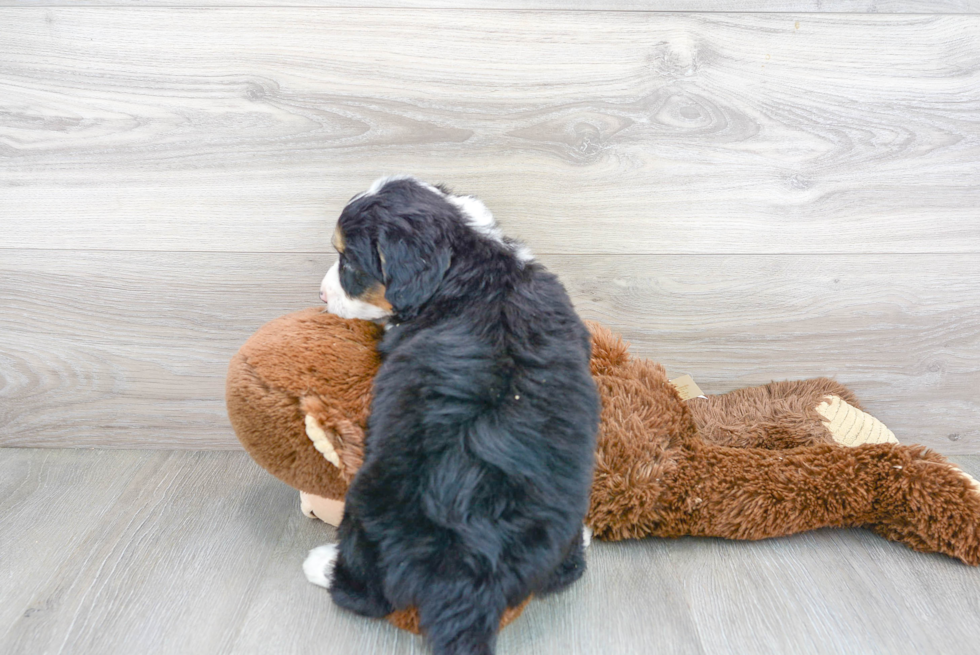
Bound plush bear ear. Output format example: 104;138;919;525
377;227;451;319
331;419;366;480
301;395;367;482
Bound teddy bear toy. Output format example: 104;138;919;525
226;307;980;633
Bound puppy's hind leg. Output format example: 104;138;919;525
325;516;393;618
537;528;587;596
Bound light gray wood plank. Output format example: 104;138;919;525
670;530;980;655
2;10;979;254
0;450;297;655
2;449;979;655
236;531;704;655
672;453;980;655
2;1;979;11
494;539;705;655
0;449;150;638
0;251;327;449
226;516;431;655
1;250;977;453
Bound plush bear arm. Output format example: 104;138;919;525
686;378;898;450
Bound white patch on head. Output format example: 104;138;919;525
303;544;338;588
353;174;443;202
447;195;502;242
349;175;535;264
320;260;392;321
582;525;593;549
447;194;535;263
509;241;535;264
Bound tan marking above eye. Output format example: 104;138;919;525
359;282;393;312
332;224;346;253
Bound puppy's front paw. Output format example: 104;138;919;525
303;544;338;589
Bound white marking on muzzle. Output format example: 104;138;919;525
320;261;392;320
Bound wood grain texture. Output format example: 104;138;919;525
0;449;300;655
2;448;980;655
664;495;980;655
1;10;979;254
0;251;326;449
3;1;980;11
1;250;977;452
0;449;150;638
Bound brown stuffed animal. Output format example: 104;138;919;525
226;308;980;632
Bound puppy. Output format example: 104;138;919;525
305;176;599;655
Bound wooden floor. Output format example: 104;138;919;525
1;447;979;655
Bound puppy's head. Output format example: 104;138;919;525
320;176;455;321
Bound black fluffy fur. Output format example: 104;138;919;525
328;178;600;655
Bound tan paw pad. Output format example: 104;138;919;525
816;395;898;447
299;491;345;526
957;470;980;496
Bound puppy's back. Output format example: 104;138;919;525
348;265;598;654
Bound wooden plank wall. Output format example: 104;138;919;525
1;4;978;451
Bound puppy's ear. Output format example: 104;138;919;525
377;228;451;318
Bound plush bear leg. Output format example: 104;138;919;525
864;452;980;565
686;378;889;450
590;440;980;565
677;441;979;559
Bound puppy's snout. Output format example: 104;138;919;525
320;260;392;321
319;267;334;304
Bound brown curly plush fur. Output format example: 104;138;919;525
226;308;382;500
585;323;980;563
690;378;863;449
227;309;980;634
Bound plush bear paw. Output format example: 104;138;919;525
303;544;338;589
299;491;346;526
816;395;897;447
957;468;980;497
300;491;317;519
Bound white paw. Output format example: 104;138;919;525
582;525;593;549
304;544;338;588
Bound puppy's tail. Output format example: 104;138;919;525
416;578;506;655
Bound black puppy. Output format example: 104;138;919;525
304;176;599;655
